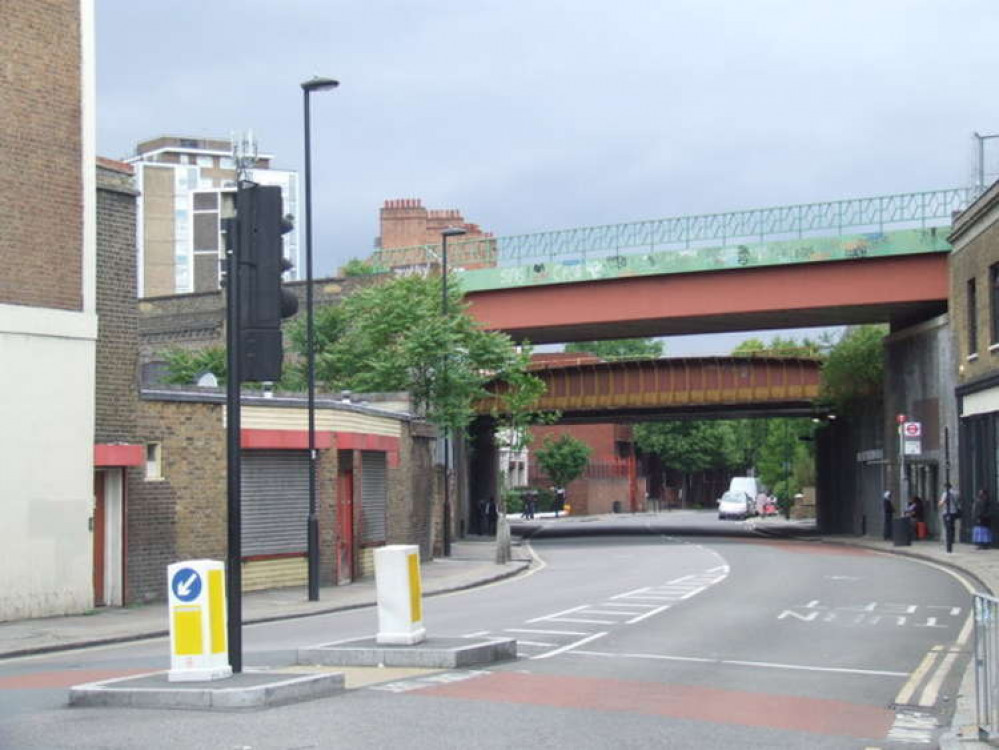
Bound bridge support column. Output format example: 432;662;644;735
468;417;498;536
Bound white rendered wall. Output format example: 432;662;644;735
0;321;97;620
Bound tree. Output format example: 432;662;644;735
160;346;227;386
564;338;664;359
634;421;740;505
821;325;886;412
534;434;592;490
286;273;544;437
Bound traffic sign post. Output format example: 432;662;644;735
167;560;232;682
903;421;922;456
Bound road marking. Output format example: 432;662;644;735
886;708;936;744
516;640;556;647
895;648;941;706
680;586;707;599
919;648;960;707
506;628;589;636
546;617;618;625
526;604;588;623
571;650;908;676
462;631;489;638
626;605;672;624
605;602;660;609
530;631;607;660
582;609;644;616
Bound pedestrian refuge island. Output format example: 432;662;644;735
297;545;517;669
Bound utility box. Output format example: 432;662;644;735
167;560;232;682
375;545;426;645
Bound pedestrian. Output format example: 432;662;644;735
938;483;959;553
486;496;498;535
882;491;894;541
526;490;537;520
478;498;489;535
973;488;993;550
905;495;926;539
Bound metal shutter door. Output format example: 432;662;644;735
361;451;387;544
242;451;309;556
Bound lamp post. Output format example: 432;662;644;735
301;75;338;601
440;226;466;557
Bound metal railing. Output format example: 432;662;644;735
975;592;999;739
373;187;974;272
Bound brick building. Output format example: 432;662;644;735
0;0;98;621
372;199;497;271
949;181;999;518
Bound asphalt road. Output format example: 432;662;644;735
0;511;975;749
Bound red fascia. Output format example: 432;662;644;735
334;432;401;467
94;444;144;467
241;429;334;450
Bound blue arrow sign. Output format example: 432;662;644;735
171;567;202;603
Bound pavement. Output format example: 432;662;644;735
1;520;997;746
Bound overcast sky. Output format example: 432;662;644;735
96;0;999;353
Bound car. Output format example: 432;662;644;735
718;490;754;520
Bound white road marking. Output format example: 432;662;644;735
626;605;672;624
516;640;556;647
680;586;707;599
546;617;618;625
461;631;489;638
605;602;660;609
610;587;653;599
581;609;642;616
531;632;608;661
571;650;908;676
886;709;936;744
526;604;589;623
506;628;589;636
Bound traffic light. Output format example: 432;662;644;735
234;183;299;382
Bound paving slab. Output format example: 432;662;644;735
298;635;517;669
69;668;345;711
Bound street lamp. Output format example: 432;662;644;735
301;75;338;601
440;226;466;557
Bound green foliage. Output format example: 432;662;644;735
564;338;664;359
821;325;886;411
731;335;823;357
160;346;227;386
534;435;592;489
340;258;387;277
286;273;545;435
634;421;740;474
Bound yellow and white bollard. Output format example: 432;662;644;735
374;545;426;645
167;560;232;682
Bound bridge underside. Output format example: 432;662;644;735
467;254;947;344
481;356;824;423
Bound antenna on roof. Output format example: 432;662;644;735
231;129;259;182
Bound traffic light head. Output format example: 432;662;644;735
236;184;298;382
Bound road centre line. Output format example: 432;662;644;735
572;650;908;677
894;648;941;706
627;605;672;624
526;604;589;623
530;632;607;660
506;628;589;636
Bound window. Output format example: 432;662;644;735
969;278;978;356
991;264;999;346
145;443;163;480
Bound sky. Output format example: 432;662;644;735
96;0;999;354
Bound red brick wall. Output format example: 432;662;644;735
0;0;83;310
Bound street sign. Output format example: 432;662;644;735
171;567;202;603
903;422;922;438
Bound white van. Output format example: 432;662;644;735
729;477;761;514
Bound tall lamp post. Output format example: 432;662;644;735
440;226;466;557
301;75;338;601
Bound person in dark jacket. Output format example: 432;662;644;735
938;484;959;553
882;491;894;541
973;489;993;550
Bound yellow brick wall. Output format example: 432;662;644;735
242;557;307;591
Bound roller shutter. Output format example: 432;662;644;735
242;450;309;556
361;451;387;544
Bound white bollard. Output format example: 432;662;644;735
374;545;426;645
167;560;232;682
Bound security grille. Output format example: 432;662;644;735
361;451;387;544
241;450;309;556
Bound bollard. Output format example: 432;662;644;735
374;545;426;645
167;560;232;682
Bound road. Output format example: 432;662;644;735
0;511;974;748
